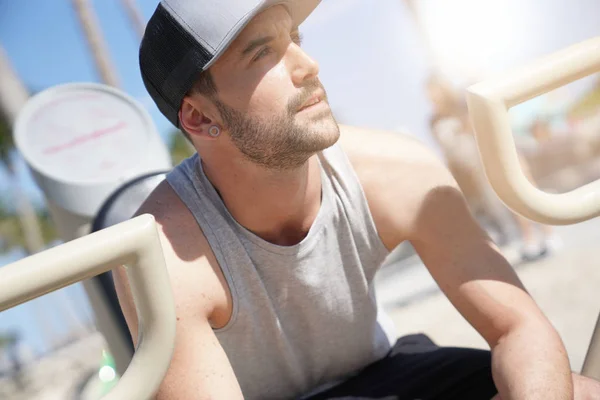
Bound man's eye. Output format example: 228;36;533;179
253;47;272;61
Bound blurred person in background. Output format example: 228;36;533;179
531;118;554;144
426;74;560;262
526;116;599;198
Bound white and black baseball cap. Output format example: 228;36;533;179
140;0;321;127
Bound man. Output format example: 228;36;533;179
114;0;600;399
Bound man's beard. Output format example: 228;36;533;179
213;79;340;170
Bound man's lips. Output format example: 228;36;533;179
297;91;325;112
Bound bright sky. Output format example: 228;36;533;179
0;0;599;355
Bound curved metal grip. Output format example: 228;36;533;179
0;214;176;400
466;37;600;225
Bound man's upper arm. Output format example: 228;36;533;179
112;181;243;399
340;125;554;348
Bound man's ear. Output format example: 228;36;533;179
179;96;221;140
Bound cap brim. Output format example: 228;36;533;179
204;0;321;70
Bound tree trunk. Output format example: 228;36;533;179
403;0;441;73
71;0;121;87
0;46;45;255
121;0;146;40
0;45;89;349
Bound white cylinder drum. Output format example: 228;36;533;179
14;82;171;222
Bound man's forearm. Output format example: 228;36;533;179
491;322;573;399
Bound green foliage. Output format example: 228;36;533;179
0;331;18;350
168;131;195;166
0;111;59;253
37;209;59;246
0;204;58;253
569;86;600;119
0;114;14;166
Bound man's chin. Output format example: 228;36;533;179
317;114;341;143
309;120;341;153
298;109;339;135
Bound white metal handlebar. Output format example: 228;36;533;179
466;36;600;379
466;36;600;225
0;214;176;400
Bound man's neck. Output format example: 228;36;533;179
201;154;323;246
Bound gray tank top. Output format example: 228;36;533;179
166;143;395;400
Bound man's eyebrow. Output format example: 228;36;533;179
241;35;275;56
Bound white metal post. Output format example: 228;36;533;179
0;215;176;399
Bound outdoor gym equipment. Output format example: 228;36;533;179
90;171;170;354
12;82;172;376
467;36;600;379
0;214;176;400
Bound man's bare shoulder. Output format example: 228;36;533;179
133;180;226;295
338;124;456;197
117;185;240;399
117;180;232;333
134;180;205;256
135;180;193;230
338;124;430;164
337;124;461;248
130;181;216;271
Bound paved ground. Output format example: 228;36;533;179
0;334;105;400
377;217;600;373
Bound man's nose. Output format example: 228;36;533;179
287;44;320;86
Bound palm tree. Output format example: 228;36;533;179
71;0;120;87
0;200;58;253
0;111;13;169
0;331;26;392
117;0;197;165
0;45;45;254
0;45;91;347
402;0;440;73
0;48;61;348
120;0;146;39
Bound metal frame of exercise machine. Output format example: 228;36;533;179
467;36;600;379
0;215;176;399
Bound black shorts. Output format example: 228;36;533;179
305;334;497;400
